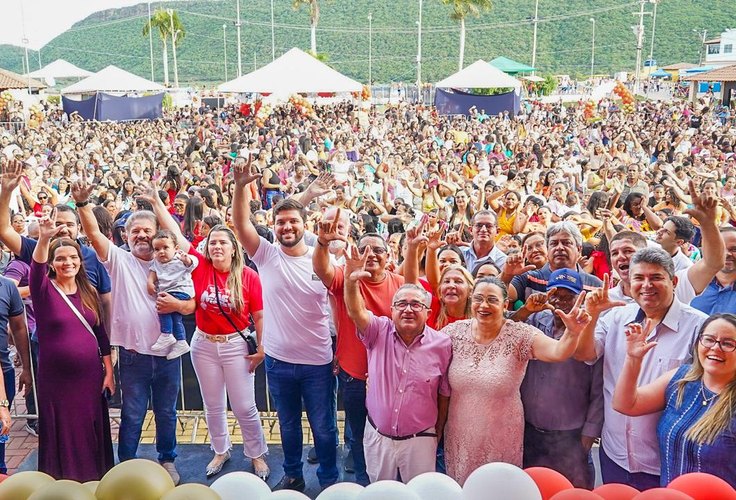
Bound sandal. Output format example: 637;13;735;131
252;454;270;481
206;450;231;477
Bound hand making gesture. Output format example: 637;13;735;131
345;244;371;282
684;179;718;224
624;320;656;360
405;214;429;250
317;208;347;246
585;274;626;317
555;291;591;337
0;158;23;193
524;292;555;314
71;180;95;204
232;153;260;188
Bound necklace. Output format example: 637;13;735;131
700;382;719;407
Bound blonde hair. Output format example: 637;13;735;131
675;314;736;445
203;225;245;314
435;265;474;330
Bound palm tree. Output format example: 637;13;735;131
441;0;492;71
143;9;185;87
293;0;322;55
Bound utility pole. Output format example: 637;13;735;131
270;0;276;61
633;0;646;94
235;0;243;77
648;0;658;65
223;24;228;81
368;13;373;85
147;1;155;81
531;0;539;75
692;29;707;65
590;18;596;81
416;0;423;87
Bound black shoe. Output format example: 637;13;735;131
343;449;355;473
307;446;318;464
273;475;306;492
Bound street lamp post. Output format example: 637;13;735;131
223;24;228;81
633;0;646;94
531;0;539;76
416;0;423;88
590;18;596;81
368;13;373;86
648;0;658;65
270;0;276;61
235;0;243;77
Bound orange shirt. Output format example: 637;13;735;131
329;266;404;380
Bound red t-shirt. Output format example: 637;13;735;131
188;246;263;335
329;266;404;380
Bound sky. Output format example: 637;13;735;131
2;0;154;50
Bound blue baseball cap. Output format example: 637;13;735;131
547;269;583;295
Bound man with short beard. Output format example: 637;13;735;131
231;159;338;493
691;227;736;314
457;210;507;272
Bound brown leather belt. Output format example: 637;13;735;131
367;414;437;441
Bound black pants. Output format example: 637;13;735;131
523;422;593;489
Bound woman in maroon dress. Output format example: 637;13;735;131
30;215;114;481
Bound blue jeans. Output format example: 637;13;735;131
265;355;338;487
0;367;16;474
338;369;369;485
600;445;660;491
157;292;190;342
117;348;180;463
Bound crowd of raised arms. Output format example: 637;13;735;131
0;95;733;495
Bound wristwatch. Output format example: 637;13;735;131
0;400;9;408
75;200;91;208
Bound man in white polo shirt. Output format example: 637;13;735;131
231;158;338;493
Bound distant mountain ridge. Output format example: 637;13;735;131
1;0;735;86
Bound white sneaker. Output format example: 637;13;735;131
166;340;190;360
151;334;177;352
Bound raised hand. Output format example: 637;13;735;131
136;185;159;205
71;180;95;203
38;212;64;242
305;172;335;198
555;291;591;336
345;244;371;282
232;153;260;188
406;214;429;249
317;207;347;245
624;319;656;359
684;179;718;224
0;158;24;192
585;273;626;316
445;221;466;246
427;221;447;251
524;292;555;313
501;253;536;280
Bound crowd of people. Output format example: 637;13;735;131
0;92;734;494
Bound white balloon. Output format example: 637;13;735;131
408;472;462;500
270;491;310;500
357;480;421;500
317;482;365;500
210;472;271;500
462;463;541;500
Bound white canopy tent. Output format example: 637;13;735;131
61;65;165;94
218;47;362;94
436;60;522;89
27;59;93;82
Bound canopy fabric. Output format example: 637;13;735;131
61;65;165;94
218;48;362;94
489;56;535;74
27;59;92;80
436;60;522;89
521;75;545;82
650;68;671;78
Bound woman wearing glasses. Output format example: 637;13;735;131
613;314;736;488
441;277;591;485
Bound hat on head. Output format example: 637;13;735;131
547;269;583;295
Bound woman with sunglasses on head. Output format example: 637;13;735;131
613;314;736;488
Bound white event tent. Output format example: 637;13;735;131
61;65;165;94
436;60;522;89
218;47;362;94
27;59;93;82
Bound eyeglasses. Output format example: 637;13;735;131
474;222;495;230
38;196;48;201
699;334;736;353
358;245;387;255
471;294;503;305
392;301;429;312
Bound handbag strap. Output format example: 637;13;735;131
212;267;248;342
49;279;101;356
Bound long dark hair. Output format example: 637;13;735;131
47;238;102;325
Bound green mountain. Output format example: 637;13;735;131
2;0;735;85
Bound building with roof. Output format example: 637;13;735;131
683;64;736;106
0;68;46;93
703;29;736;67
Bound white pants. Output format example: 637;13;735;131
191;330;268;458
363;420;437;483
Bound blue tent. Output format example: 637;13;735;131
650;68;671;79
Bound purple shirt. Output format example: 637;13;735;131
359;313;452;437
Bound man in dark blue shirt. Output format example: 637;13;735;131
691;227;736;315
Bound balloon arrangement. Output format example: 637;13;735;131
613;81;636;114
254;102;273;128
1;461;734;500
351;85;371;101
583;101;602;124
28;104;45;129
288;95;316;119
0;91;14;112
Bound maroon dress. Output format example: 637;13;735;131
29;260;114;481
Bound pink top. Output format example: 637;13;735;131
359;313;452;437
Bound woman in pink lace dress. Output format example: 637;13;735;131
442;277;591;485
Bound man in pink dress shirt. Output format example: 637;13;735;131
344;245;452;483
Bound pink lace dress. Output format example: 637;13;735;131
442;319;538;486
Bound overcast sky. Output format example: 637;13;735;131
2;0;158;50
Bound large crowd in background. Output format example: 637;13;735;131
0;92;733;495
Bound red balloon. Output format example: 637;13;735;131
668;473;736;500
593;483;640;500
524;467;574;499
551;489;604;500
634;488;693;499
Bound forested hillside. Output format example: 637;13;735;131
1;0;734;86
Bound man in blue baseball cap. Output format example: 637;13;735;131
513;268;604;488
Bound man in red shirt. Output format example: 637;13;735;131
313;208;404;485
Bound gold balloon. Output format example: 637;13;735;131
28;480;96;500
161;483;222;500
83;481;99;494
0;471;55;500
96;459;175;500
